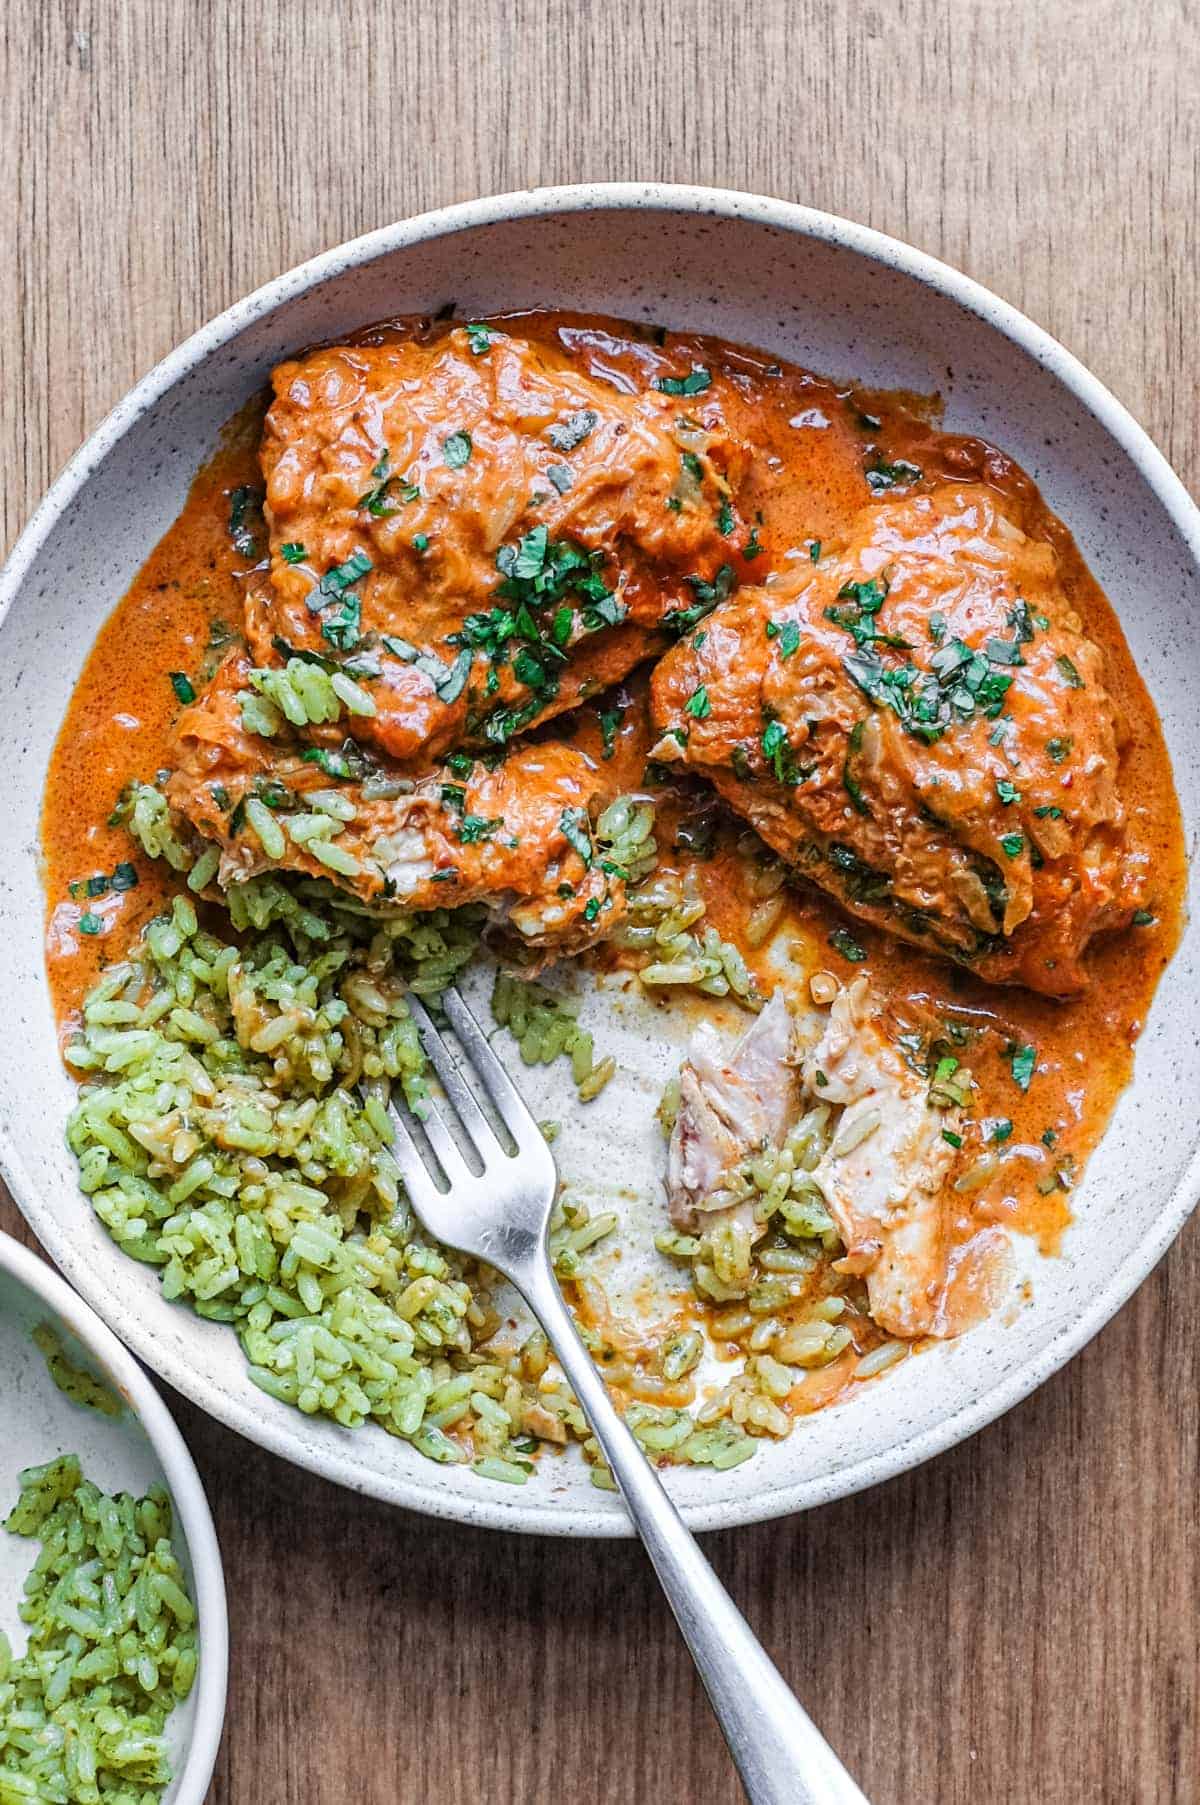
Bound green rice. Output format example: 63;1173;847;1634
65;802;874;1482
0;1455;196;1804
31;1326;123;1421
612;870;763;1008
61;878;653;1478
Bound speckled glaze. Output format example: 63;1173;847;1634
0;185;1197;1537
0;1232;227;1800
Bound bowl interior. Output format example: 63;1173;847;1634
1;188;1197;1534
0;1258;215;1800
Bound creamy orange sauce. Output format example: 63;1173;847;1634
41;310;1185;1376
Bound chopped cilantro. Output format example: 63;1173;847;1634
765;619;801;658
1046;736;1072;764
985;637;1025;666
227;485;263;558
281;542;307;564
303;742;369;782
829;926;868;963
464;322;491;354
599;707;622;759
761;719;810;786
1132;908;1156;926
1008;1042;1037;1092
989;1118;1014;1144
999;832;1025;858
809;540;821;563
684;685;712;721
928;611;948;645
456;814;500;843
443;431;473;468
77;912;104;936
654;366;712;397
311;552;372;613
439;783;466;813
1033;804;1063;819
322;590;361;651
168;672;196;705
824;577;906;650
844;719;869;815
865;457;922;492
547;409;598;453
1054;654;1084;689
941;1129;963;1150
717;500;735;535
662;565;736;634
560;807;594;866
1006;600;1036;645
743;526;763;560
412;533;429;553
995;779;1022;805
1042;1127;1058;1147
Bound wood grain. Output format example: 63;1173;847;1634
2;1;1198;1799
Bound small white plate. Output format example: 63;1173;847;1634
0;184;1197;1535
0;1231;227;1801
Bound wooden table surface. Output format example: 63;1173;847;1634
2;2;1197;1799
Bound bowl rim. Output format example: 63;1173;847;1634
0;1229;228;1802
2;180;1199;1538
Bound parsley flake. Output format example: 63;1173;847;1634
655;367;712;397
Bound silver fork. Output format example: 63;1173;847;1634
388;988;870;1805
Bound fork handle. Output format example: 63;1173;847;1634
520;1266;870;1805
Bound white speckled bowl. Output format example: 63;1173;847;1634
0;1231;227;1800
0;185;1197;1536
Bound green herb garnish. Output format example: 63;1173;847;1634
1008;1042;1037;1092
547;409;598;453
865;457;922;492
560;807;594;866
829;926;868;963
655;367;712;397
169;672;196;705
227;485;263;558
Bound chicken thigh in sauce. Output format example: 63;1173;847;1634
252;324;748;768
651;483;1146;994
165;649;627;955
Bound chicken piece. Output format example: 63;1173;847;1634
666;992;796;1234
252;324;748;767
801;978;955;1338
165;651;626;955
650;483;1143;994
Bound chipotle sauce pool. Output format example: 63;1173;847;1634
41;311;1185;1346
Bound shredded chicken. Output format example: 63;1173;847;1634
801;978;957;1338
666;979;957;1338
666;992;796;1234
